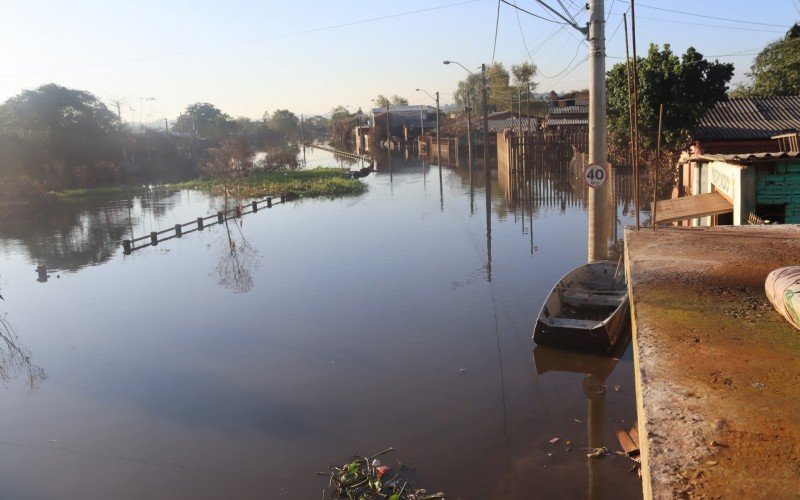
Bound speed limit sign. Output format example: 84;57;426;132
584;163;607;188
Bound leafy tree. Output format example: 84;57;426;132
487;62;511;111
173;102;231;138
390;95;409;106
606;43;734;154
373;95;390;108
268;109;299;137
0;83;121;190
511;62;537;92
328;106;354;146
735;24;800;97
452;62;512;114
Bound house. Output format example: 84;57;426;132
370;105;437;142
691;96;800;154
548;90;589;108
658;141;800;226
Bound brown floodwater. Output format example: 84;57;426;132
0;148;642;499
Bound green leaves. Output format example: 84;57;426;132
606;43;733;154
743;24;800;97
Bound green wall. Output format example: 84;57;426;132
756;162;800;223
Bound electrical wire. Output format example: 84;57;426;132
0;0;481;78
498;0;568;24
606;11;786;33
492;0;502;64
636;2;789;28
537;41;584;79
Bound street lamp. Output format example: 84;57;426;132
416;88;440;166
444;60;489;169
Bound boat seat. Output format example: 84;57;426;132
563;290;627;308
546;317;601;329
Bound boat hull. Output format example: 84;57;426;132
533;300;629;352
533;260;630;352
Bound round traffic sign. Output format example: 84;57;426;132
584;163;608;188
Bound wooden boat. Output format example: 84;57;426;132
533;261;630;352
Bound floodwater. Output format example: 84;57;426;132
0;146;642;499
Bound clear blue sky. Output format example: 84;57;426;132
0;0;796;121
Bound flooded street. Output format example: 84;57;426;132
0;149;641;499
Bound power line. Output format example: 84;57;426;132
555;0;579;26
492;0;502;64
0;0;481;78
498;0;567;24
537;41;584;79
607;11;786;33
636;2;790;28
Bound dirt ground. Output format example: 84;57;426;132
624;225;800;499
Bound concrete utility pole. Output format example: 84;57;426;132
443;61;489;170
482;64;489;170
386;103;390;149
466;89;473;166
587;0;608;262
435;91;441;166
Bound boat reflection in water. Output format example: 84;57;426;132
533;327;633;500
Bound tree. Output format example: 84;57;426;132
735;24;800;97
452;62;512;114
511;62;537;92
606;43;734;154
268;109;299;137
374;95;390;108
390;95;409;106
328;105;354;146
173;102;231;138
0;83;122;190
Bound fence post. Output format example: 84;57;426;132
197;217;204;230
252;201;258;212
175;224;182;237
150;232;158;246
217;211;224;223
267;197;272;208
122;240;132;254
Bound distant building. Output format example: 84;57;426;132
370;105;437;141
548;90;589;108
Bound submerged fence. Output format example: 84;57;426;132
122;193;290;254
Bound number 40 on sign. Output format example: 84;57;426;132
584;163;607;188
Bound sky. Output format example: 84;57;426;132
0;0;797;122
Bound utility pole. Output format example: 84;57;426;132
435;91;441;166
587;0;608;263
164;118;168;134
466;89;473;167
386;103;390;150
419;106;425;137
482;63;489;171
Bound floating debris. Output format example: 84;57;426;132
318;448;445;500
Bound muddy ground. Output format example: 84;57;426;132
624;225;800;499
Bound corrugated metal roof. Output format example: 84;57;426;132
693;97;800;141
680;151;800;164
474;116;540;132
546;118;589;126
548;105;588;115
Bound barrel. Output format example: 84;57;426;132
765;266;800;331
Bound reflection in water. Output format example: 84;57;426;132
0;309;46;391
0;191;181;276
214;217;260;293
533;328;632;500
497;144;631;262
